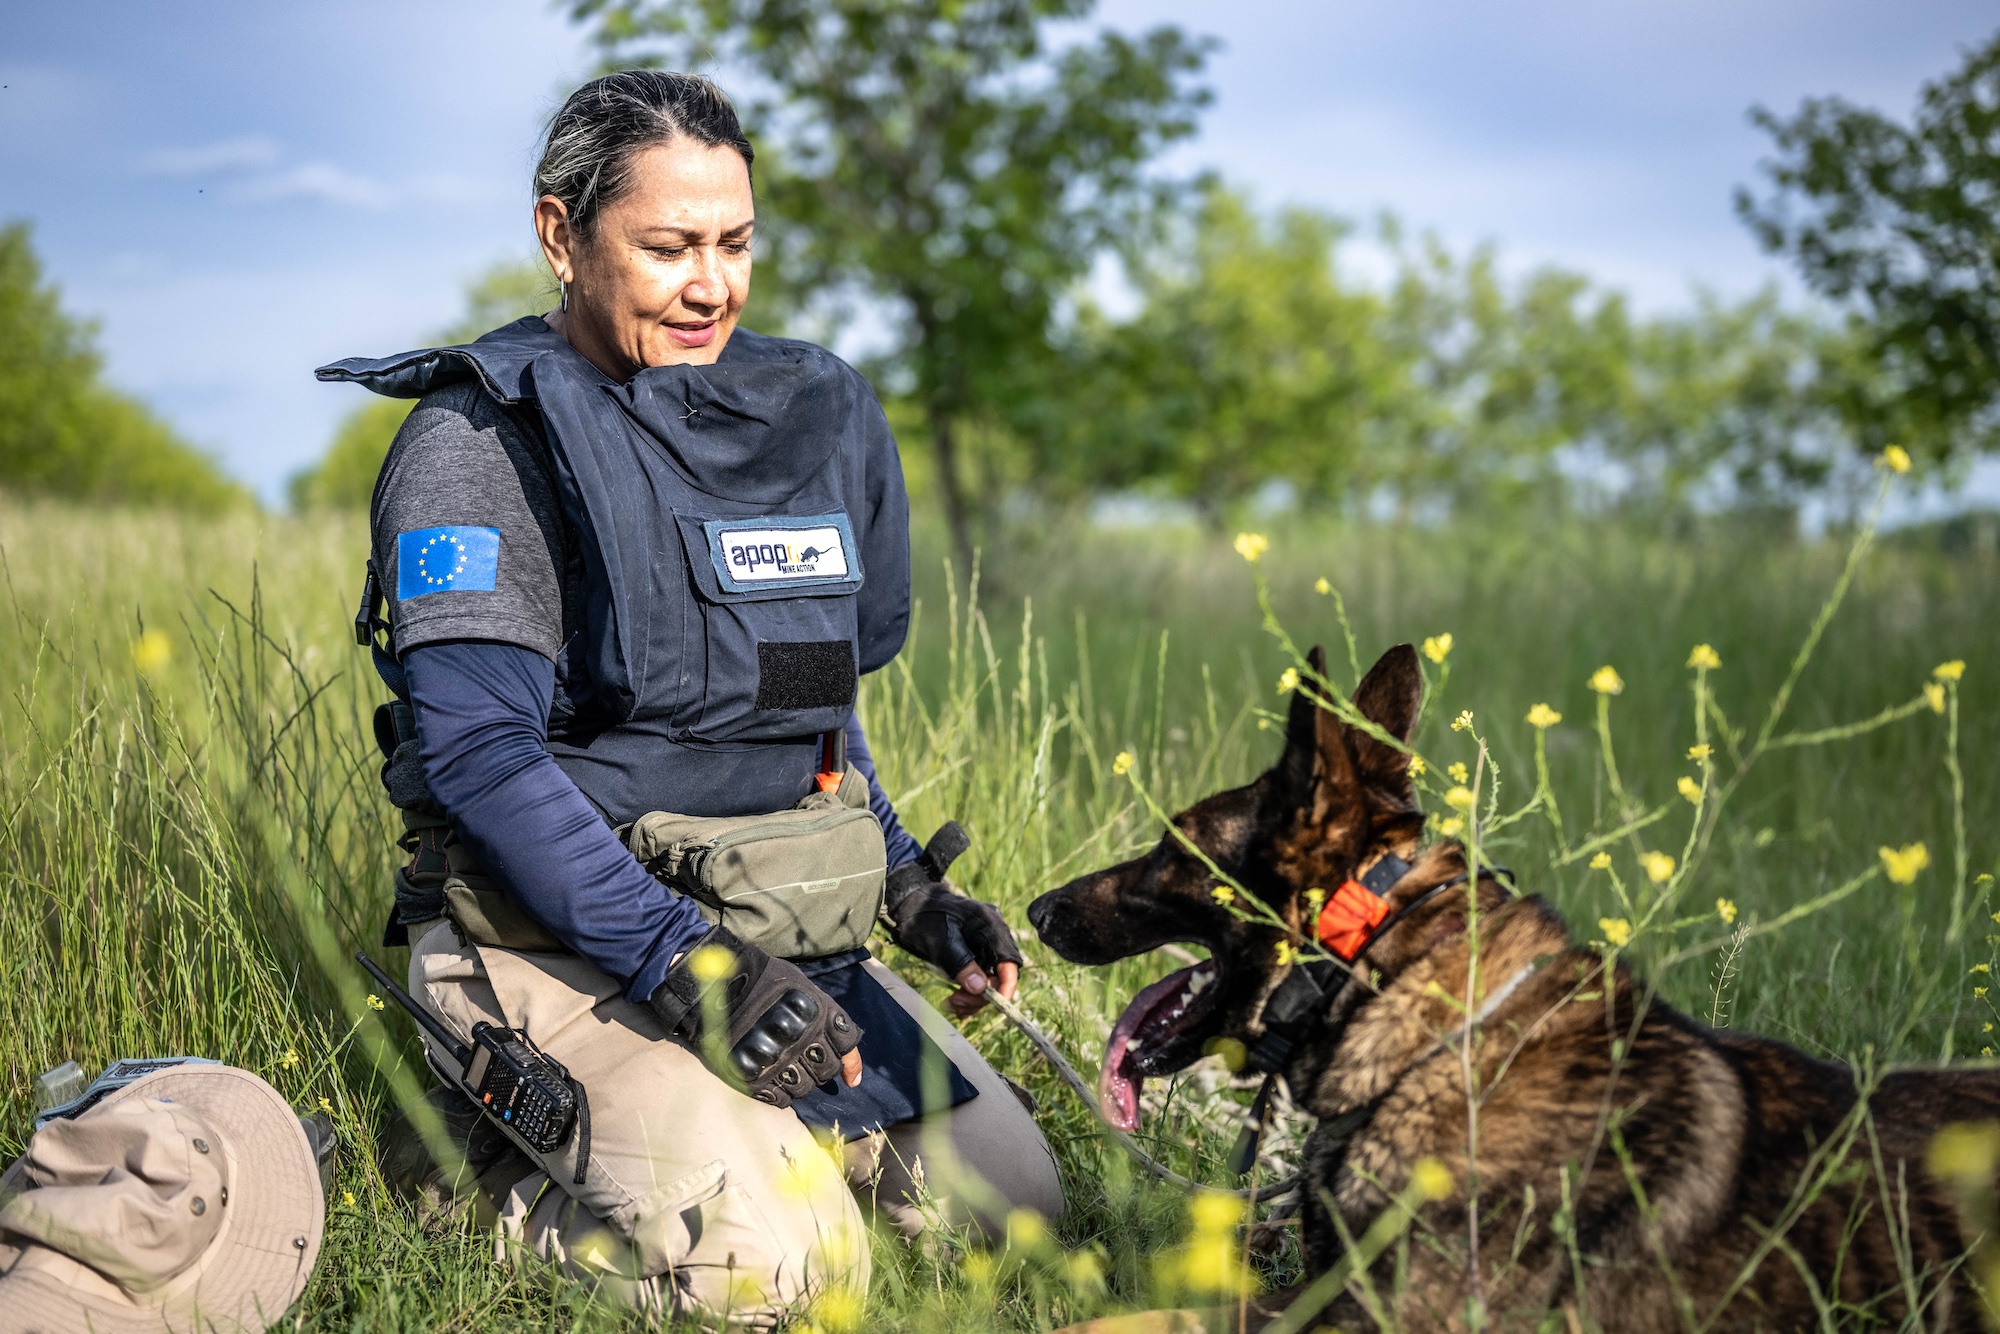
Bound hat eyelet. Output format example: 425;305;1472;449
190;1197;206;1216
192;1138;210;1154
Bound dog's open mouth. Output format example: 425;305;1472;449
1098;959;1220;1132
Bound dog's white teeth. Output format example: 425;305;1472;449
1126;1037;1143;1051
1189;972;1213;995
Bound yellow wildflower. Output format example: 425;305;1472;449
1422;633;1453;665
280;1048;300;1070
1716;898;1737;925
1688;743;1712;762
1006;1209;1047;1250
1935;660;1966;683
1190;1190;1245;1236
1444;785;1475;811
1277;666;1300;694
1926;683;1947;714
1211;884;1235;906
1677;776;1701;805
1233;532;1269;563
1064;1250;1106;1292
1641;851;1676;884
1450;710;1474;733
1409;755;1426;776
1879;444;1912;474
365;993;385;1011
1687;643;1722;670
132;630;173;677
1986;1047;1995;1057
688;945;737;983
318;1097;334;1116
1599;917;1633;948
1410;1157;1453;1201
1437;816;1465;838
1314;577;1331;595
1526;702;1561;729
1274;939;1299;966
1589;851;1612;870
1879;843;1931;885
1448;761;1469;784
1978;987;1990;999
1303;887;1326;918
1928;1123;2000;1185
1170;1234;1251;1295
811;1290;865;1333
1112;750;1135;776
342;1190;355;1208
1976;964;1993;975
1589;665;1625;696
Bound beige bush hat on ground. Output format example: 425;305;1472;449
0;1065;325;1333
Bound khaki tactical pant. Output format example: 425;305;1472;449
409;921;1063;1326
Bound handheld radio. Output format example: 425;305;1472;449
355;952;583;1165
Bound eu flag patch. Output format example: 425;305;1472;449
397;526;500;599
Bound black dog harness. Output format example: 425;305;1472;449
1226;852;1514;1175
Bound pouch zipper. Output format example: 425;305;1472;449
673;807;871;887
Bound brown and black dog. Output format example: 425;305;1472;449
1029;645;2000;1332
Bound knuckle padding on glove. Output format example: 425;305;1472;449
886;873;1026;977
645;925;862;1109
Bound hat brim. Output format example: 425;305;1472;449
0;1066;326;1333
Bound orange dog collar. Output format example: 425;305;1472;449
1315;880;1391;960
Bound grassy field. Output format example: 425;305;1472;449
2;488;1995;1330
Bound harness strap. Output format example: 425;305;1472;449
356;559;408;701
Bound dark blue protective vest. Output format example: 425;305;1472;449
318;318;911;826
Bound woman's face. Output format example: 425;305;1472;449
535;138;754;380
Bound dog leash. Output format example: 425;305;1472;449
976;983;1303;1202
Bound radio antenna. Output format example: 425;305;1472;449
356;952;471;1069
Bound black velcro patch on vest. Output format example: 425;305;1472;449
755;641;857;712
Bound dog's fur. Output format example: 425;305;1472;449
1029;645;2000;1332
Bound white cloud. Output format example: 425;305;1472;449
235;161;396;210
143;135;281;177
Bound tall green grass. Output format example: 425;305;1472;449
0;492;1993;1329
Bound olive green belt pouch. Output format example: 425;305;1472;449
624;766;887;959
439;766;887;961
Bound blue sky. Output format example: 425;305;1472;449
3;1;1992;501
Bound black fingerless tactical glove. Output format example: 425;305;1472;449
646;925;862;1109
883;823;1025;980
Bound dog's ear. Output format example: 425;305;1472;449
1279;645;1362;823
1351;644;1422;800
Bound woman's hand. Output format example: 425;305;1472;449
947;957;1020;1019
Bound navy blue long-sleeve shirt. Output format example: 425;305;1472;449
406;640;922;1002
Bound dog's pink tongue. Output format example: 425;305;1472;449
1099;964;1202;1133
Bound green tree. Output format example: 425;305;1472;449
572;0;1212;573
290;258;555;510
1737;27;2000;468
0;222;244;510
1025;190;1854;525
1019;188;1414;521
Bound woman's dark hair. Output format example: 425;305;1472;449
534;71;754;236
